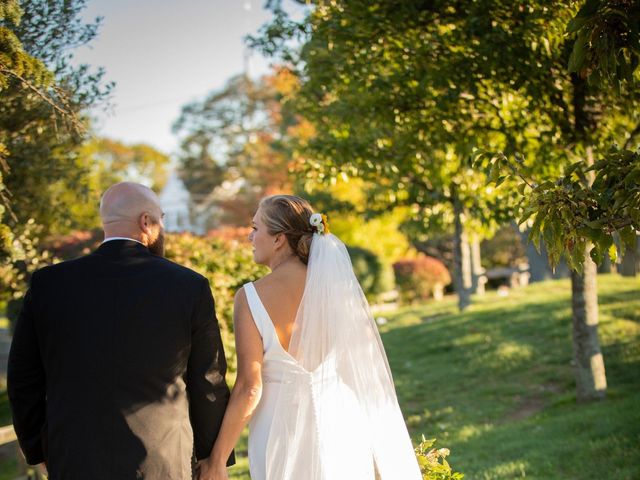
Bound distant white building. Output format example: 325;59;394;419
159;171;245;235
159;171;203;234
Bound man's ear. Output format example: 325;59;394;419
139;212;152;235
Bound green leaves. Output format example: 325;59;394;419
568;37;588;75
415;436;464;480
0;0;53;91
0;0;23;25
483;145;640;272
608;242;619;263
567;0;640;88
251;0;638;279
624;167;640;187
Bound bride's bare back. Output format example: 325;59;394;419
252;259;307;352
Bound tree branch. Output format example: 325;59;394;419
0;64;85;134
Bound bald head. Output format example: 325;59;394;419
100;183;165;254
100;182;161;225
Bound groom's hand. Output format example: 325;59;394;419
195;458;228;480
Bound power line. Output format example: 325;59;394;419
115;93;209;114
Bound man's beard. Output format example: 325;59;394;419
148;231;165;257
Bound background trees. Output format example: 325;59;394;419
472;0;639;401
252;1;560;311
0;0;113;317
2;0;112;235
172;72;295;228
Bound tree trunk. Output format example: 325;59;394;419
571;247;607;402
570;143;606;402
452;192;471;311
470;234;485;295
635;235;640;272
461;232;472;292
619;235;639;277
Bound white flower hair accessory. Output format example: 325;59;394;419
309;213;330;235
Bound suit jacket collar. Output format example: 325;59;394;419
94;239;150;258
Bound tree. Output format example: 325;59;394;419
64;138;171;230
252;0;528;311
0;0;111;310
84;138;170;191
1;0;111;234
0;0;53;259
173;72;294;228
471;0;640;401
2;0;111;233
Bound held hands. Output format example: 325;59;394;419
194;458;228;480
29;463;48;479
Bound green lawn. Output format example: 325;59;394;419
378;274;640;480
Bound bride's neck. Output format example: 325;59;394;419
269;252;299;272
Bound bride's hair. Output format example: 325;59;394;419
259;194;314;264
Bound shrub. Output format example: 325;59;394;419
415;436;464;480
206;226;252;244
393;255;451;304
347;245;395;299
46;228;102;259
4;221;61;330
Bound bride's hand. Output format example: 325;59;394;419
195;458;228;480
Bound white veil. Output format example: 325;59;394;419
265;233;422;479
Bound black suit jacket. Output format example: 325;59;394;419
7;240;234;479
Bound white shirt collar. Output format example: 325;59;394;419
102;237;145;246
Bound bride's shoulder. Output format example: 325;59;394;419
235;274;272;303
233;284;249;305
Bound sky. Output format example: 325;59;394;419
72;0;287;156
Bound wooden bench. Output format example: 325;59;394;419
480;264;531;290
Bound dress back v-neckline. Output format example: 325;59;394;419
244;282;295;357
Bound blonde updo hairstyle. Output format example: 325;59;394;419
258;195;314;265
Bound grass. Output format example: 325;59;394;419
378;274;640;480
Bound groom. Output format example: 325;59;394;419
7;182;233;479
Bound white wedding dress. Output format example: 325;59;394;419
244;282;374;480
243;233;422;480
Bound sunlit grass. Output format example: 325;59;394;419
383;274;639;480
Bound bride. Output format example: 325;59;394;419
196;195;421;480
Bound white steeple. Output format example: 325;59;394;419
159;171;200;233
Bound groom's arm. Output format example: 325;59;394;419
187;276;235;466
7;274;47;465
